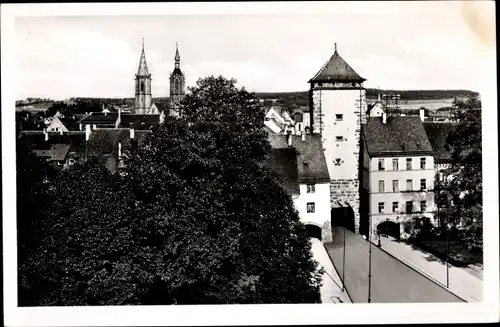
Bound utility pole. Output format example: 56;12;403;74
342;212;346;292
368;213;373;303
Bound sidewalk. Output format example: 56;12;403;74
377;236;482;302
310;238;352;304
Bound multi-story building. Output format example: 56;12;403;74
360;113;437;241
308;44;367;233
267;132;332;241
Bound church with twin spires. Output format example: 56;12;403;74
134;40;185;116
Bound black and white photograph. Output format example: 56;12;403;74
2;1;498;325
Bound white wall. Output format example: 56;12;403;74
46;117;68;132
293;182;331;227
320;90;362;180
369;104;384;117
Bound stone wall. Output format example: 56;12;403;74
330;179;360;232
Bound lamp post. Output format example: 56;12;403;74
368;212;372;303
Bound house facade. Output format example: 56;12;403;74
268;133;332;241
361;114;437;241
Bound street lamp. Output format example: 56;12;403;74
368;211;372;303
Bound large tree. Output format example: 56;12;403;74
126;75;322;304
444;97;482;250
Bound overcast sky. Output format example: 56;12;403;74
13;2;494;100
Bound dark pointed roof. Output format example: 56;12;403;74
175;42;180;61
137;40;150;76
309;46;365;83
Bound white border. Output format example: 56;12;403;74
2;2;498;326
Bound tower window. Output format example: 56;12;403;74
307;202;315;213
140;81;144;92
335;114;343;121
336;136;343;142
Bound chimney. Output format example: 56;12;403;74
93;124;96;130
382;112;387;124
287;131;292;147
118;142;122;158
419;108;425;122
85;124;91;141
159;111;165;124
79;123;82;131
378;93;381;102
45;132;49;141
301;131;306;142
115;107;122;129
130;128;135;139
60;130;63;135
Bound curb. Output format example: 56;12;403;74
323;243;354;304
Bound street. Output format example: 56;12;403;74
325;226;464;303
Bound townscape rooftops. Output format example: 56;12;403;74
309;49;366;83
268;134;330;183
363;116;434;156
78;113;118;124
87;128;151;155
264;148;301;196
58;117;81;131
32;144;71;162
118;114;160;129
423;122;457;163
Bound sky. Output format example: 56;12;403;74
12;2;495;100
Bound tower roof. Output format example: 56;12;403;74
175;42;180;61
137;39;150;76
309;44;365;83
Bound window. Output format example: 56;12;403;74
140;81;144;92
392;202;399;213
307;184;315;193
378;180;385;192
378;159;385;171
307;202;315;213
420;179;426;191
336;136;343;142
335;114;343;121
406;158;412;170
392;158;399;170
420;158;426;169
378;202;385;213
392;180;399;192
406;201;413;213
335;158;341;166
303;161;309;168
406;179;413;191
420;200;427;212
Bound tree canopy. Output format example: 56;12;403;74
18;75;322;305
443;97;482;250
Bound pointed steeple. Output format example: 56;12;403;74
309;43;365;83
174;42;180;68
137;38;150;76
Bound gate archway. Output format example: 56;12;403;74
331;203;355;233
377;220;401;239
305;224;322;240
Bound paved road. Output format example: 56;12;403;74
325;226;464;303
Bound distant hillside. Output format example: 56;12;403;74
255;89;479;101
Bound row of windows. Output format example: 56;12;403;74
378;179;427;192
378;157;427;171
378;200;427;214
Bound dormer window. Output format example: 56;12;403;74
317;83;322;87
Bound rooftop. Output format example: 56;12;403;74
264;148;300;196
268;134;330;183
423;122;457;163
363;116;434;157
309;45;366;83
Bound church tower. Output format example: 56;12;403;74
169;42;185;117
135;39;152;114
308;43;367;233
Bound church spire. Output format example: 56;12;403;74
175;42;180;68
137;38;150;76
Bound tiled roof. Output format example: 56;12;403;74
268;134;330;183
363;116;434;157
423;122;457;163
119;114;160;129
264;148;300;196
309;49;366;83
19;132;86;154
153;102;167;113
78;113;118;124
59;117;81;131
